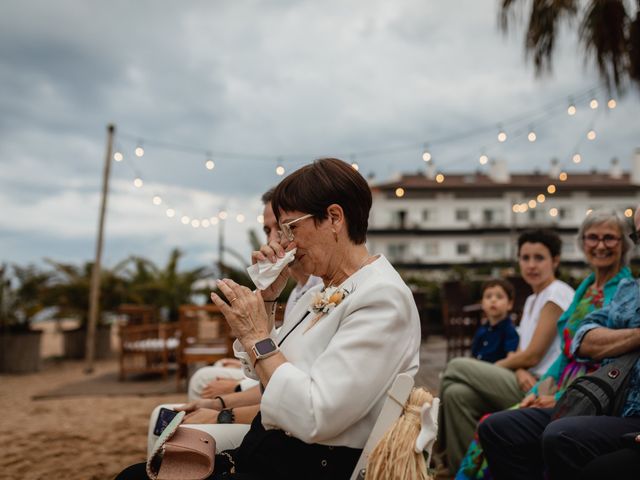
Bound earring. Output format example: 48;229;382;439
332;229;338;242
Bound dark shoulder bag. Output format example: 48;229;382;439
551;350;640;420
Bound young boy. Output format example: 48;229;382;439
471;278;519;363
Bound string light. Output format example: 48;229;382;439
210;217;219;225
191;219;200;228
572;153;582;164
587;130;596;140
236;214;245;223
395;187;405;198
537;194;546;203
567;97;577;115
133;178;143;188
528;199;537;208
166;208;175;218
497;126;507;143
219;211;228;220
135;146;145;157
589;99;598;109
512;204;520;213
257;214;264;224
547;184;556;194
520;203;529;213
152;195;162;205
607;99;617;109
586;209;593;216
435;173;445;183
114;152;124;162
625;208;633;218
479;154;488;165
275;164;285;176
351;161;359;171
422;144;432;162
549;208;558;217
201;219;210;228
205;159;215;170
559;172;568;182
181;216;190;225
527;129;537;142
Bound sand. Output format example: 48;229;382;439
0;323;183;480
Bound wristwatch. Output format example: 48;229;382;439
217;408;235;424
251;337;279;365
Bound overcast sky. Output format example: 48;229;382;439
1;0;638;272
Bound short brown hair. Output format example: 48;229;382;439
481;278;515;301
271;158;372;244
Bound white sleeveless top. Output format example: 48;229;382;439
518;279;575;377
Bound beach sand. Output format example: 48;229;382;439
0;323;183;480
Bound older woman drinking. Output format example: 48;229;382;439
117;158;421;480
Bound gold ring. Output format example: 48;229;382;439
229;297;238;303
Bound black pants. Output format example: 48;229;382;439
116;412;361;480
478;407;640;480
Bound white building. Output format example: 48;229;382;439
368;150;640;268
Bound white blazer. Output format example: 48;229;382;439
260;255;421;448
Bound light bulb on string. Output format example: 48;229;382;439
191;219;200;228
395;187;405;198
479;153;489;165
113;151;124;162
350;155;359;171
133;178;143;188
219;211;228;220
435;173;445;184
586;209;593;216
559;172;568;182
547;184;556;194
625;209;633;218
497;125;507;143
236;214;245;223
275;164;285;176
587;129;596;140
210;217;219;225
201;219;210;228
549;208;559;217
257;214;264;224
512;204;520;213
166;208;175;218
135;145;145;157
422;144;432;162
528;199;537;209
181;216;190;225
572;153;582;164
567;97;576;116
152;195;162;205
520;203;529;213
527;129;537;142
537;194;546;203
205;159;215;170
590;99;598;109
607;99;617;109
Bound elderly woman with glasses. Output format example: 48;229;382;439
458;209;634;480
117;158;421;480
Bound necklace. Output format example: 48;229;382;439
326;253;373;288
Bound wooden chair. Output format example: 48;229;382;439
441;281;482;360
176;304;235;389
117;305;179;380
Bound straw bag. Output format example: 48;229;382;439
146;411;216;480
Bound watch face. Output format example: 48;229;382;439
254;338;277;356
218;409;234;424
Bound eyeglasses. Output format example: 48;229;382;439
278;213;313;242
582;234;621;248
630;230;640;246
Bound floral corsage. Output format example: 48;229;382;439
306;286;351;331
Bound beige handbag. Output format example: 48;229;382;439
146;411;216;480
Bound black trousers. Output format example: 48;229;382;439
115;412;361;480
478;407;640;480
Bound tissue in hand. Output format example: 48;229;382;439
246;249;297;290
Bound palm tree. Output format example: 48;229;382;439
500;0;640;91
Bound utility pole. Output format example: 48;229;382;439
85;124;115;373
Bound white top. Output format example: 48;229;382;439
284;275;323;319
518;279;575;377
260;255;421;448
